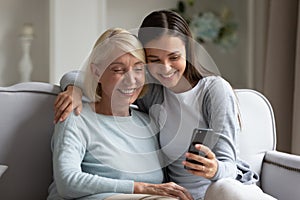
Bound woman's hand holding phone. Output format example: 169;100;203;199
183;144;218;179
182;128;219;179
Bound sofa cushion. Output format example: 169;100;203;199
235;89;276;180
0;82;61;200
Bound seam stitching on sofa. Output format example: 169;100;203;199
0;90;59;96
264;159;300;172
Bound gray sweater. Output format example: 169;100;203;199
137;76;259;199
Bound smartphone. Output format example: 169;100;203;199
185;128;219;170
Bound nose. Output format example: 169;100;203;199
123;70;136;86
161;60;173;72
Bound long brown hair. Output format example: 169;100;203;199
138;10;241;128
138;10;215;86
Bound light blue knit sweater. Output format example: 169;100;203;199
47;104;163;200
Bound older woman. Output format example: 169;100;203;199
47;28;192;200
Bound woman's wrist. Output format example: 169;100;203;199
66;85;83;96
133;182;148;194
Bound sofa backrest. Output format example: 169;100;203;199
0;82;61;200
235;89;276;180
0;83;276;199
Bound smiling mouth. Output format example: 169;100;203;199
159;71;177;79
118;88;138;95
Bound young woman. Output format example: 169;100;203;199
54;10;276;200
47;28;192;200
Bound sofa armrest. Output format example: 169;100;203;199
261;151;300;200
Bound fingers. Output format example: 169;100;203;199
53;86;83;123
161;182;191;200
54;103;72;123
137;182;193;200
195;144;215;159
183;144;218;179
161;182;193;200
54;94;72;123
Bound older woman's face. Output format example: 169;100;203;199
99;53;145;105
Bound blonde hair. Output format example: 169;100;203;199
83;28;146;102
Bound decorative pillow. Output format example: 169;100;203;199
0;165;8;178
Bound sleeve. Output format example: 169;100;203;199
135;83;164;113
51;115;134;199
60;70;85;91
202;77;240;181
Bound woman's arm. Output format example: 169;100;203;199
54;85;83;123
54;70;165;122
52;114;193;200
202;77;240;181
182;77;238;180
52;115;134;199
60;70;84;91
54;70;84;123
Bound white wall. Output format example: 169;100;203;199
0;0;175;86
0;0;265;89
106;0;175;30
50;0;106;84
0;0;49;86
49;0;175;84
49;0;260;88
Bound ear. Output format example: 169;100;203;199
90;63;101;80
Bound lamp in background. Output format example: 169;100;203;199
0;165;8;178
18;23;34;82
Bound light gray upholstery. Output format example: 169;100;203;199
235;89;300;200
0;82;299;200
235;89;276;182
0;82;61;199
262;151;300;200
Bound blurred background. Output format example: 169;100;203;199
0;0;299;155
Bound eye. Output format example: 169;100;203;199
170;55;180;61
110;66;125;74
147;59;160;63
113;69;124;73
133;65;145;72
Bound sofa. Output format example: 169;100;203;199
0;82;299;200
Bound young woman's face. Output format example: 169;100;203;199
144;35;186;89
99;53;145;105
